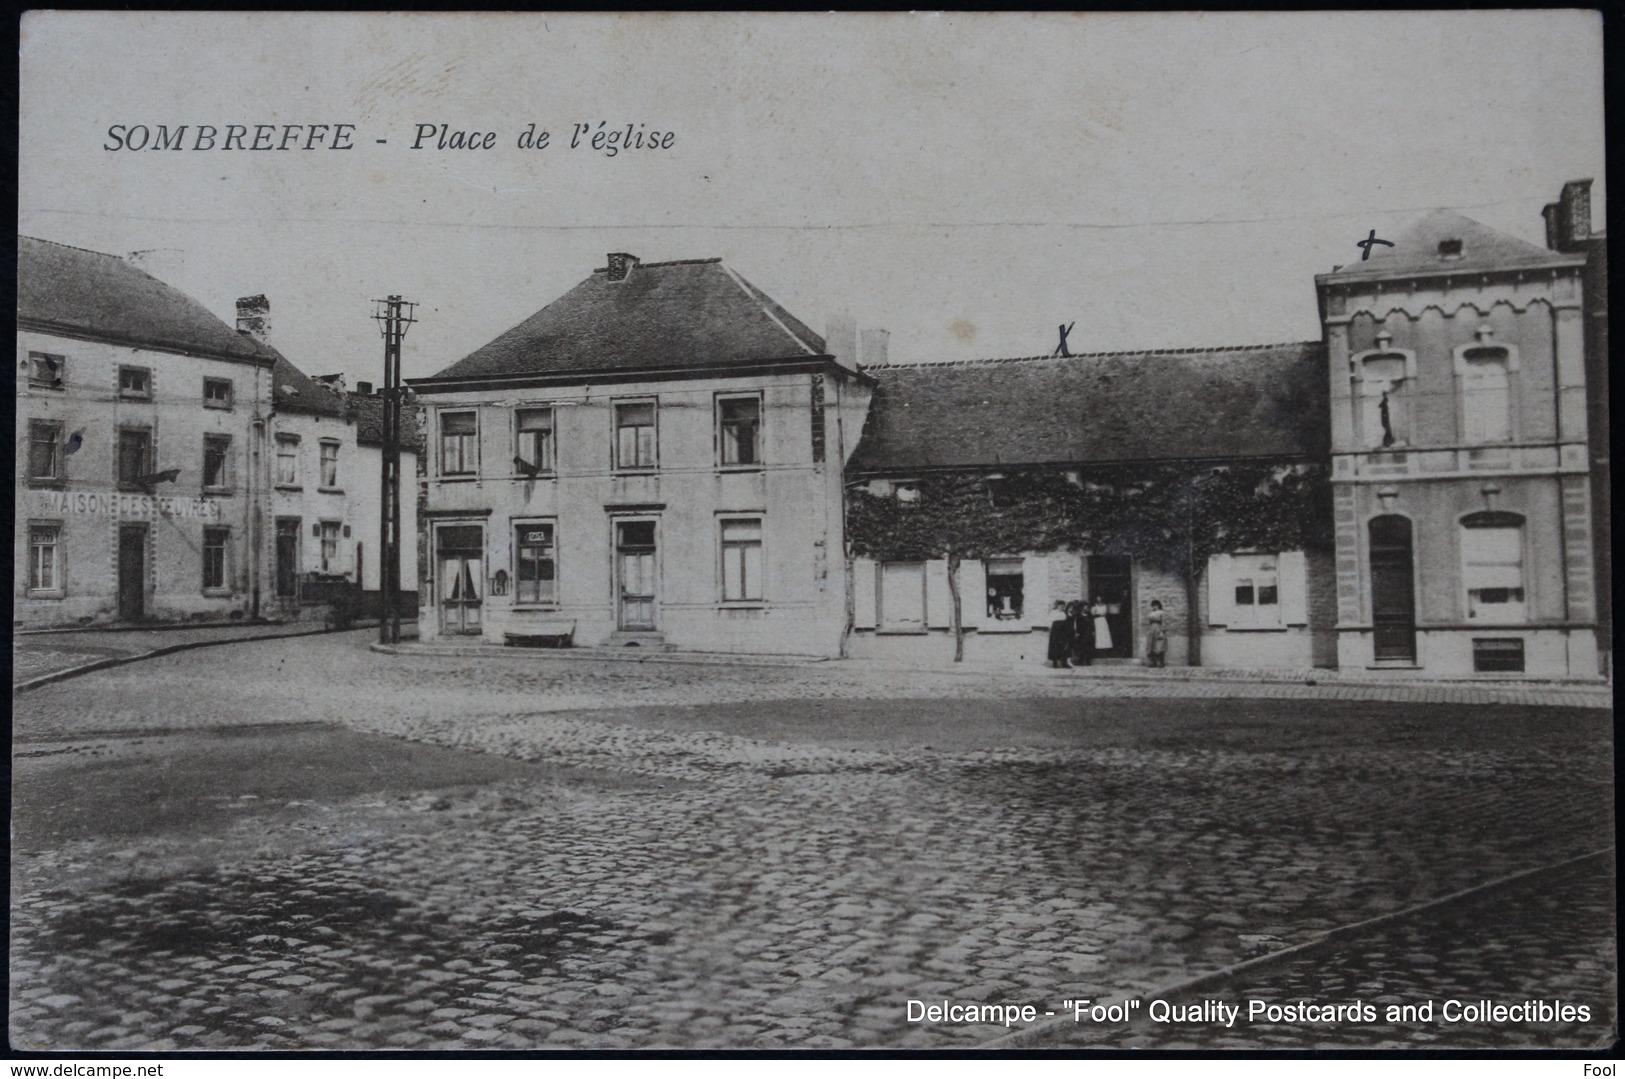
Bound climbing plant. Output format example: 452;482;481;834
846;460;1332;662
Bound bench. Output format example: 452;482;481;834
503;619;576;649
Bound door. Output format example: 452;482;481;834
616;520;657;630
117;525;146;621
1086;555;1134;658
275;518;301;599
1369;515;1417;663
437;524;484;635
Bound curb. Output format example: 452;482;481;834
978;846;1616;1049
369;642;828;668
13;625;339;693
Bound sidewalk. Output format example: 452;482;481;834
12;620;337;690
373;638;1615;709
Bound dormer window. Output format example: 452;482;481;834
1438;239;1464;259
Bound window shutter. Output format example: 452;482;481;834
1279;550;1308;626
959;559;986;630
1207;553;1234;626
1025;554;1051;628
852;558;877;629
925;559;952;628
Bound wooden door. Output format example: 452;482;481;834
1369;516;1417;663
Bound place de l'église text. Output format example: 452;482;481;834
102;122;676;157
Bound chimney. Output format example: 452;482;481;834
1542;202;1563;251
1559;179;1593;250
860;327;890;367
825;312;858;368
605;252;639;282
315;373;347;393
236;294;271;342
355;381;374;396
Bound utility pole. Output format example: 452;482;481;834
372;295;417;644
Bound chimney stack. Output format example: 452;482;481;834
860;327;890;367
1544;179;1593;253
315;373;347;393
356;381;374;396
236;295;271;342
605;252;639;282
826;312;858;368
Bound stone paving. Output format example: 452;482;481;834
8;633;1617;1050
1032;858;1617;1050
12;621;327;687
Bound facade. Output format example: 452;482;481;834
14;239;420;630
842;345;1337;669
1314;187;1602;677
16;238;277;628
412;254;874;655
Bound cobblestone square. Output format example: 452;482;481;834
8;633;1616;1050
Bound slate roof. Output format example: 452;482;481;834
848;342;1329;472
268;352;348;418
1319;209;1583;283
347;393;425;453
427;257;826;381
18;236;278;365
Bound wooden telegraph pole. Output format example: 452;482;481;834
372;295;417;645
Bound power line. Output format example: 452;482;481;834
21;195;1576;234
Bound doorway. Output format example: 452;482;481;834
616;520;657;631
1086;555;1134;659
275;518;301;600
437;524;484;635
1369;515;1417;663
117;525;147;621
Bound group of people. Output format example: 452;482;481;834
1047;597;1167;668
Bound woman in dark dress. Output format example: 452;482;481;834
1047;601;1073;668
1069;600;1094;666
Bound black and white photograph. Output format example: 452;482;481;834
10;10;1614;1059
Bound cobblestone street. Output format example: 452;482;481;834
9;632;1616;1050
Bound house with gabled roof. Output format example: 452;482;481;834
1314;182;1605;677
409;253;876;654
16;237;278;627
842;344;1338;669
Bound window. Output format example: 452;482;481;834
440;411;478;476
614;401;657;470
275;435;300;486
718;396;761;466
1459;346;1512;445
117;428;153;489
203;435;233;491
319;521;342;573
119;366;152;399
880;562;926;630
202;527;230;591
985;559;1024;621
203;377;234;409
27;352;65;390
320;440;340;489
1210;552;1295;629
515;522;557;604
28;523;62;593
28;421;63;484
1461;512;1526;622
720;519;764;602
1359;353;1410;449
515;407;554;474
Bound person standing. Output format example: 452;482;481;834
1145;599;1168;668
1069;599;1093;666
1090;595;1114;653
1047;600;1073;668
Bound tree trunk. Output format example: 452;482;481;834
1185;563;1202;667
947;548;964;663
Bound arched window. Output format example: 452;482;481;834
1357;352;1411;449
1460;511;1526;622
1458;346;1513;444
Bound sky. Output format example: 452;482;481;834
19;11;1607;386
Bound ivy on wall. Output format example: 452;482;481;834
846;460;1333;661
